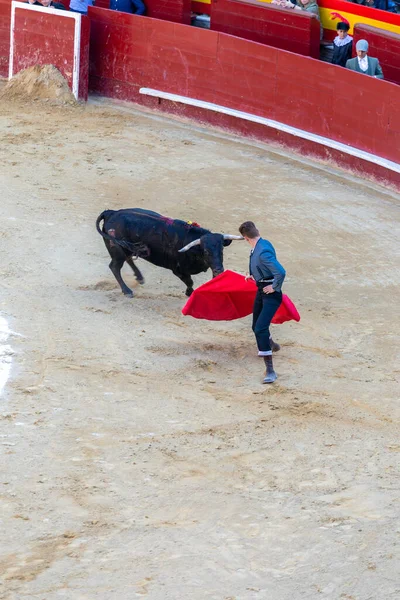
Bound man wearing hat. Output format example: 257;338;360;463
332;22;353;68
346;39;384;79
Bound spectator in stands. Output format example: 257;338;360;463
348;0;374;5
332;22;353;67
346;0;398;9
377;0;399;11
345;39;384;78
28;0;66;8
110;0;146;14
69;0;93;14
294;0;320;17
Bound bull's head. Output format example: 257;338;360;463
178;233;243;277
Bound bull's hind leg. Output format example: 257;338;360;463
126;257;145;285
107;244;134;297
174;271;194;296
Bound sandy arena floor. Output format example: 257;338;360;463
0;93;399;600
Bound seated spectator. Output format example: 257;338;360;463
377;0;399;11
347;0;398;11
69;0;93;15
294;0;320;17
110;0;146;14
345;39;384;78
28;0;66;8
332;22;353;67
348;0;374;5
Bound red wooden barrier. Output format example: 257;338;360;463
10;2;90;99
0;0;73;77
146;0;191;23
93;0;190;23
0;0;11;76
88;8;399;159
0;0;190;77
211;0;320;59
88;7;400;188
353;23;400;86
192;0;208;13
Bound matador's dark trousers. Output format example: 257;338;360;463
252;290;282;356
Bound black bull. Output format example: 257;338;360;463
96;208;243;297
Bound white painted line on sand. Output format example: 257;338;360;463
0;316;13;398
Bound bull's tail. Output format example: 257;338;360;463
96;210;115;236
95;210;149;256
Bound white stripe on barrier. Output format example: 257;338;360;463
139;87;400;175
9;1;81;100
8;2;15;80
72;12;81;100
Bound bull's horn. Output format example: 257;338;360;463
178;239;201;253
222;234;244;240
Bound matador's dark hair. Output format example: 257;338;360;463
239;221;260;239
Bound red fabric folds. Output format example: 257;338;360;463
182;270;300;323
272;294;301;324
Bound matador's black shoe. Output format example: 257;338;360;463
263;355;277;384
269;337;281;353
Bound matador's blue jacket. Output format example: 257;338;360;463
249;238;286;292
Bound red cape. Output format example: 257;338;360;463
182;270;300;323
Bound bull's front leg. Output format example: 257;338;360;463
174;271;194;296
